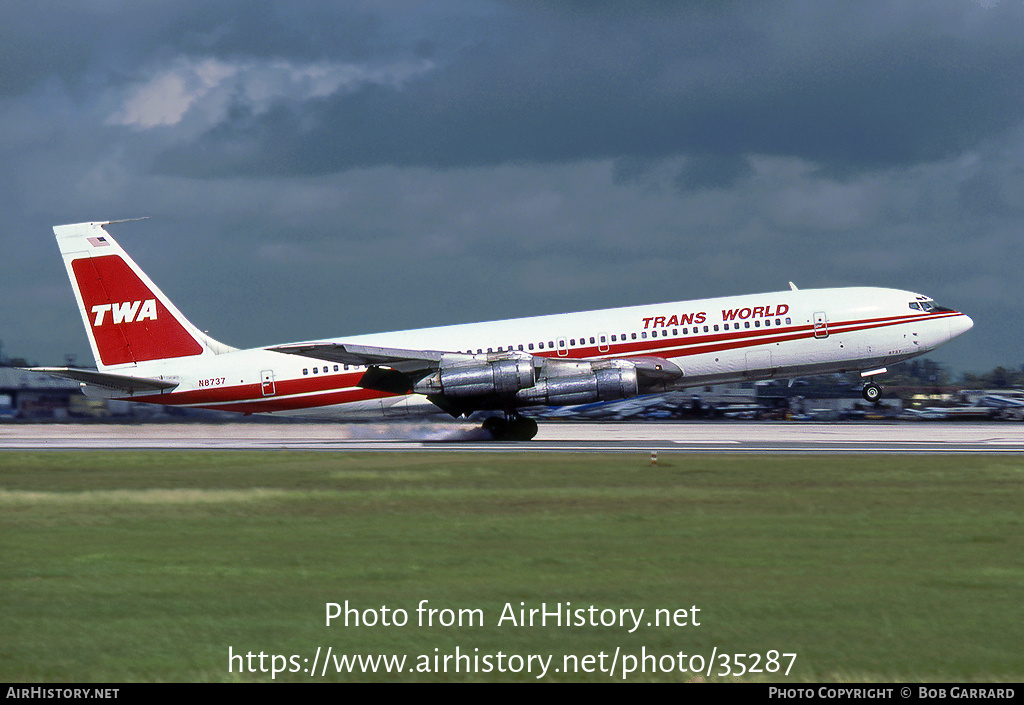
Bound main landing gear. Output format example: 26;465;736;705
482;413;539;441
862;383;882;403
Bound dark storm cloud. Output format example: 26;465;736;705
9;2;1020;177
139;1;1024;177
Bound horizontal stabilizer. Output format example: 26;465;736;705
27;367;179;395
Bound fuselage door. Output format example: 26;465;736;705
813;312;829;339
556;338;569;357
261;370;276;396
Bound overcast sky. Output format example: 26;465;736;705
2;0;1021;374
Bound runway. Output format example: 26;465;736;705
3;421;1024;453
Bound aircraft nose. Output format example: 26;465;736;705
950;313;974;339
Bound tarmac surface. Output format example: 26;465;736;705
3;421;1024;453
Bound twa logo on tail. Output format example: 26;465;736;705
63;245;209;367
91;299;158;326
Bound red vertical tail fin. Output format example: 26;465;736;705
54;221;234;369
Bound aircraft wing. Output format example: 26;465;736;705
270;343;682;390
269;342;482;397
269;343;681;379
268;342;448;374
27;367;180;395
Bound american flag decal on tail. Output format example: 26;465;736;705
87;236;109;247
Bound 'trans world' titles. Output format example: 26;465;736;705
326;601;701;634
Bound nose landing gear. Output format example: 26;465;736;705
862;382;882;403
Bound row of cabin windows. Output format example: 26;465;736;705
304;364;367;375
456;317;794;355
304;364;342;375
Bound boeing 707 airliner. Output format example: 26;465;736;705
33;221;973;439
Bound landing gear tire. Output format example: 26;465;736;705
508;416;538;441
482;415;538;441
481;416;506;439
862;383;881;403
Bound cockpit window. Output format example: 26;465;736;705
910;299;954;313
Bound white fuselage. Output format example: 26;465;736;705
110;286;972;419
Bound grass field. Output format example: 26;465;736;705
1;451;1022;682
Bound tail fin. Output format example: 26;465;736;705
54;221;235;369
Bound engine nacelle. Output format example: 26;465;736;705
414;355;535;398
515;366;638;406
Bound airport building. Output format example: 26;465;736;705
0;366;87;420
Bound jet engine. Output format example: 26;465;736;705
515;364;638;406
411;351;677;415
413;353;535;398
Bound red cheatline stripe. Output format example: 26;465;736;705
199;387;392;413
